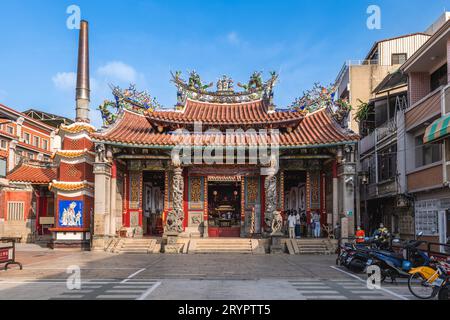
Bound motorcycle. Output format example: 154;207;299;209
365;233;430;283
340;236;392;273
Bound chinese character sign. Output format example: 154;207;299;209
59;200;83;228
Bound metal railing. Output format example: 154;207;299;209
376;118;397;142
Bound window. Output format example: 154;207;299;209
0;139;7;150
33;136;40;147
0;159;6;178
23;132;30;144
430;64;448;91
392;53;407;65
27;152;34;160
415;200;439;236
415;134;442;168
7;201;24;221
42;139;48;150
7;126;14;135
378;145;397;181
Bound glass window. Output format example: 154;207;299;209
0;139;7;150
0;159;6;178
392;53;407;65
24;132;30;144
415;134;442;168
33;136;40;147
378;145;397;181
430;64;448;91
7;126;14;135
42;139;48;150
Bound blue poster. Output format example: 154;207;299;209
59;200;83;227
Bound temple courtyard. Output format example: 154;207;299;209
0;245;416;300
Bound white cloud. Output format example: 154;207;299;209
226;32;240;46
97;61;138;83
52;72;76;91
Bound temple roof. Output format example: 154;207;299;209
147;99;304;126
7;163;56;184
92;107;358;148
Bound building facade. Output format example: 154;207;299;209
0;21;361;251
0;104;60;242
400;19;450;245
335;33;430;133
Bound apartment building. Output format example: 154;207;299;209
335;33;430;133
358;69;410;236
0;104;67;242
400;19;450;245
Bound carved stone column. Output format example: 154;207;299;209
165;166;184;234
264;168;278;233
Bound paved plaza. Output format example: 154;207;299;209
0;246;416;300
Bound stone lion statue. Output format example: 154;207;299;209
270;211;283;235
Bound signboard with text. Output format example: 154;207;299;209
0;248;11;263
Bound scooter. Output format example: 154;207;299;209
365;233;430;283
342;236;390;273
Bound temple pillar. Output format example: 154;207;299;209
332;160;338;230
109;160;117;236
92;144;112;250
338;145;357;237
264;168;278;234
164;166;184;234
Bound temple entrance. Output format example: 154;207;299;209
284;171;308;237
207;181;242;237
142;171;165;236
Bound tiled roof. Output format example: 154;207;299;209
7;163;56;184
60;122;96;134
53;149;95;159
147;99;304;125
92;108;359;147
49;181;94;191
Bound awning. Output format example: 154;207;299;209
423;114;450;144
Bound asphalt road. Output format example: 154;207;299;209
0;248;418;300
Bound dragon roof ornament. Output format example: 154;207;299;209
289;83;352;128
98;84;161;127
171;71;278;105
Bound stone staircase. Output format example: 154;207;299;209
107;238;160;254
294;239;335;255
188;238;255;254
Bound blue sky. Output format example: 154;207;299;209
0;0;448;127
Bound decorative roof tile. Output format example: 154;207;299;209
92;107;359;147
7;163;56;184
60;122;96;134
49;180;94;191
147;99;304;126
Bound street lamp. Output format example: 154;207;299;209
359;171;369;185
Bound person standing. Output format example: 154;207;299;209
313;212;321;238
288;212;296;239
355;226;366;244
295;210;301;239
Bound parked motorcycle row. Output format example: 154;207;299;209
336;232;450;300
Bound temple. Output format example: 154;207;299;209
3;21;360;250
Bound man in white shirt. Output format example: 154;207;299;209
288;212;296;239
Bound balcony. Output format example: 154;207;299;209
405;87;443;131
359;131;376;155
376;118;397;143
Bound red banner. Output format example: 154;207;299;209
0;248;11;263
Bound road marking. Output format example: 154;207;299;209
120;268;146;283
137;282;161;300
330;266;409;300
